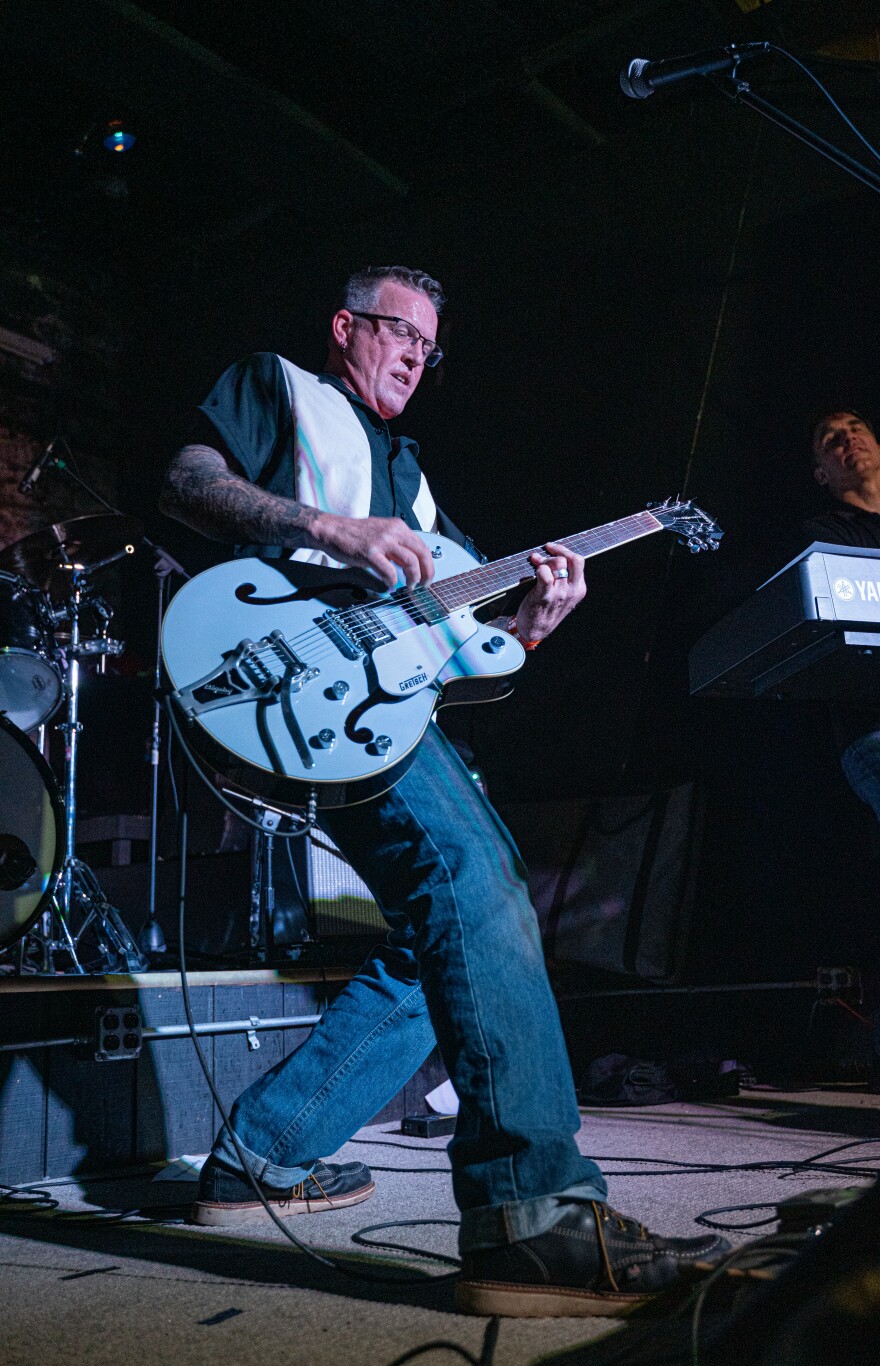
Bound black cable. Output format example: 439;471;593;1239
577;1137;880;1181
351;1137;880;1180
351;1138;453;1151
384;1316;499;1366
767;45;880;168
785;1136;880;1166
171;729;460;1287
166;723;180;814
0;1183;59;1212
352;1218;461;1267
694;1202;780;1231
165;701;316;841
364;1166;453;1175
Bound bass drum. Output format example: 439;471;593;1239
0;716;64;950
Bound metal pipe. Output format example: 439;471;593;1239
0;1037;81;1053
144;1014;322;1040
0;1012;322;1053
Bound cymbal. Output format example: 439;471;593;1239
0;514;143;595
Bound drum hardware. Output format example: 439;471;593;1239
0;527;143;970
18;566;148;974
68;636;125;658
0;513;143;600
0;570;64;731
1;453;190;969
9;451;190;959
53;594;125;674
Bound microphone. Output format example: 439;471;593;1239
19;439;59;494
620;42;769;100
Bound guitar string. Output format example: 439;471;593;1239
249;511;670;651
256;515;671;651
226;562;535;670
227;517;677;675
234;598;475;674
183;513;718;713
234;552;546;666
206;513;694;679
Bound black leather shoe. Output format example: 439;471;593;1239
456;1201;731;1318
190;1155;375;1226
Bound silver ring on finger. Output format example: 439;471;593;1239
554;567;569;579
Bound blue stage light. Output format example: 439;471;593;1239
102;120;135;152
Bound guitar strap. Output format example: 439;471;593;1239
435;507;487;566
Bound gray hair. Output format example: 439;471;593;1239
340;265;445;315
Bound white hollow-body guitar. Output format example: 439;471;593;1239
161;499;721;808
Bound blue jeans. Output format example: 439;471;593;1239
213;724;607;1250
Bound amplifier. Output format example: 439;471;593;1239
303;832;387;939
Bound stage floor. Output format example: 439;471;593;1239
1;1089;879;1365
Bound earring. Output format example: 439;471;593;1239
340;341;348;353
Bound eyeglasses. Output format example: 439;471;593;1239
350;312;444;368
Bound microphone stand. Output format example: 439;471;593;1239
44;448;190;959
716;75;880;199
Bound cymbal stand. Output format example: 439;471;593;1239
31;565;148;973
29;448;189;964
141;563;172;956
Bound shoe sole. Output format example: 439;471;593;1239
455;1279;655;1318
189;1180;376;1227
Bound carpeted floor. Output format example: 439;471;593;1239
2;1088;879;1366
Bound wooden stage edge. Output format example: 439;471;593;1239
0;967;353;993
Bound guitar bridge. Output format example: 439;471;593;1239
174;632;319;717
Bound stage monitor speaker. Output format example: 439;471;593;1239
504;784;703;983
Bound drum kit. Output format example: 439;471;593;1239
0;513;154;974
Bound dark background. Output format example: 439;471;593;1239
3;0;880;983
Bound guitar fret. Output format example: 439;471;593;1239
433;511;664;611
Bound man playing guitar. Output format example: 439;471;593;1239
161;264;728;1317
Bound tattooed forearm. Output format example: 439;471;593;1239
160;446;320;547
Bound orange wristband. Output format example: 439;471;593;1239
507;616;541;651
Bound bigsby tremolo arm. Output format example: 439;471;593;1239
173;632;319;718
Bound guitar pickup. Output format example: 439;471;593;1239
173;634;318;717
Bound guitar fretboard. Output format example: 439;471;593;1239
431;510;664;611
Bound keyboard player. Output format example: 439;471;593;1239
807;409;880;823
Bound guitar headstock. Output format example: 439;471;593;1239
648;498;724;554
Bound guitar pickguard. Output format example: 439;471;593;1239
371;613;478;697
